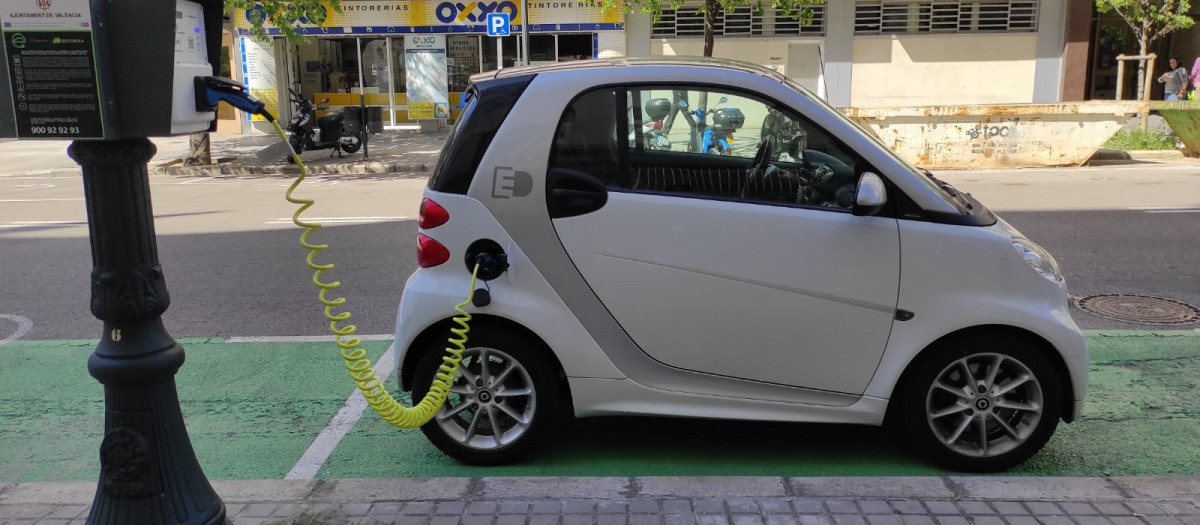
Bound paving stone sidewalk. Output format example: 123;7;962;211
151;129;449;176
1;476;1198;525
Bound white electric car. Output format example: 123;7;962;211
394;57;1088;472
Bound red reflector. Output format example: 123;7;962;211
419;198;449;229
417;234;451;268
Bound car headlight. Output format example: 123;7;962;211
1012;238;1061;282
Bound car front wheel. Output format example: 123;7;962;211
901;334;1064;472
411;328;560;465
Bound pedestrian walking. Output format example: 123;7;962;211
1158;56;1189;101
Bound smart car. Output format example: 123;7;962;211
394;57;1088;472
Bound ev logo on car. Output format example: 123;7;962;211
492;166;532;199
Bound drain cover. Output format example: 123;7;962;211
1072;294;1200;326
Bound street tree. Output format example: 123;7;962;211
182;0;342;166
1095;0;1195;100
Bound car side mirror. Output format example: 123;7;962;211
852;172;887;217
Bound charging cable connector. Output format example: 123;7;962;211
195;76;275;122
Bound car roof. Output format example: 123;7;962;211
468;56;789;85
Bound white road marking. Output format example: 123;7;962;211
0;198;83;202
1126;206;1200;214
224;334;392;343
0;220;87;228
179;177;216;184
263;216;408;225
0;314;34;346
286;342;396;480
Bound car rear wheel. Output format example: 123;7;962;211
412;328;560;465
900;333;1063;472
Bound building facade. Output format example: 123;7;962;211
231;0;633;132
227;0;1200;132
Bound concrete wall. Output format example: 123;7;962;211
651;38;827;94
850;34;1038;107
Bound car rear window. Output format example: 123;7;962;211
427;74;535;195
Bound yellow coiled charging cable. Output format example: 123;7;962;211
271;120;475;429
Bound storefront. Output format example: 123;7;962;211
233;0;627;132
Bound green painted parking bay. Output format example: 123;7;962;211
1;331;1197;482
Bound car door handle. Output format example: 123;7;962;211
547;168;608;219
551;188;602;203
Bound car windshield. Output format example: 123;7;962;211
778;76;968;214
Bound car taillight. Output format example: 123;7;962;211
653;121;663;130
417;234;451;268
419;198;450;229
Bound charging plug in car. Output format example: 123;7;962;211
465;240;509;307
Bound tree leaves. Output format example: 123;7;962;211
602;0;824;41
226;0;344;44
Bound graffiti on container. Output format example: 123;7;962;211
965;123;1019;156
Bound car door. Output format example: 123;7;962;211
546;85;901;395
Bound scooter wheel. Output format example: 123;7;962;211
340;142;361;154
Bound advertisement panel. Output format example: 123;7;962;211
404;34;447;120
241;38;278;121
1;0;105;139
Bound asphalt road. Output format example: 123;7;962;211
1;164;1198;340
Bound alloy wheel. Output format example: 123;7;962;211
925;352;1044;458
435;347;537;450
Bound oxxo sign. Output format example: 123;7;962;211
435;1;518;24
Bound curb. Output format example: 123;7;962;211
1;477;1198;505
149;161;433;176
1127;150;1188;161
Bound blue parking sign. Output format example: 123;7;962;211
487;13;510;36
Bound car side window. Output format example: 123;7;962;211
626;86;867;210
548;88;623;186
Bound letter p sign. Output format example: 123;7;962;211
487;12;510;36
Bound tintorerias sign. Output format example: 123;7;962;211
234;0;624;34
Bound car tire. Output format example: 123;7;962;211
900;332;1063;472
411;327;560;465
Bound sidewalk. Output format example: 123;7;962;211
0;129;447;178
151;130;448;176
1;476;1197;525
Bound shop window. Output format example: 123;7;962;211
854;0;1039;35
558;34;593;61
448;36;480;92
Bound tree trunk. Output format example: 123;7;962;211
703;0;716;57
184;132;211;166
1137;35;1149;101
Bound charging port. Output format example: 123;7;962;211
465;239;508;282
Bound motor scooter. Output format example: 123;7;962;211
690;97;744;155
283;88;362;164
639;98;673;151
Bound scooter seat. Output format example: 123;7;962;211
318;113;344;128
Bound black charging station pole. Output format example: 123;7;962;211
69;138;226;524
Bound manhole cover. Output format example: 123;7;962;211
1072;294;1200;326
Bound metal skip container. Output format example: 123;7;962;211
841;102;1147;169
